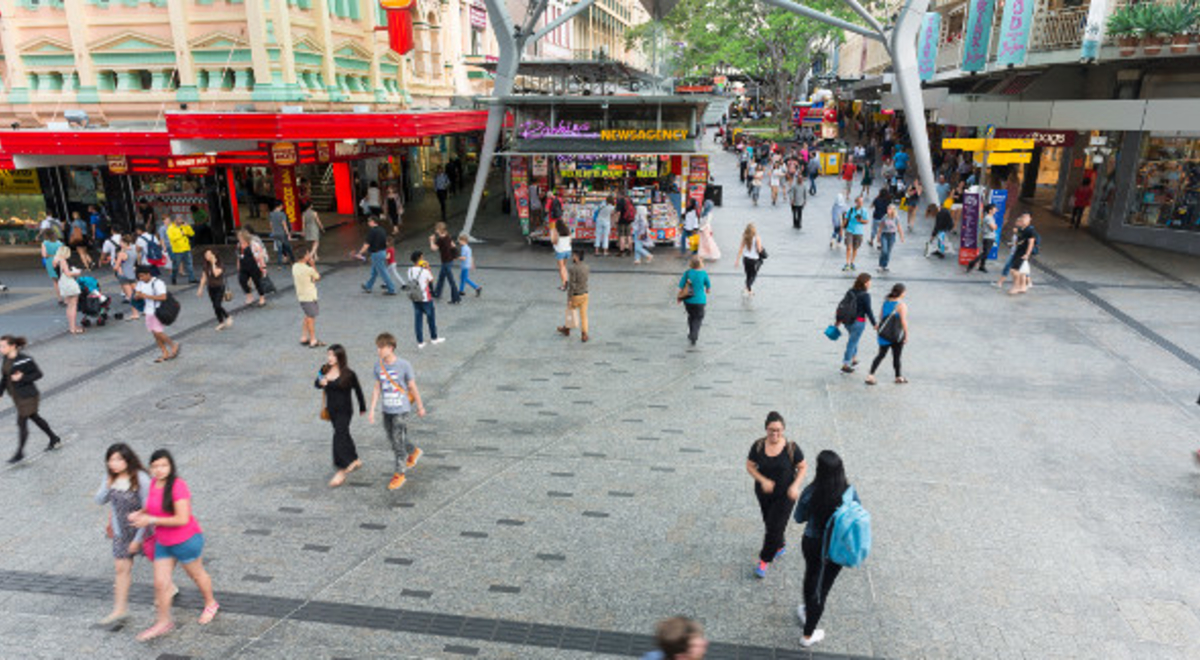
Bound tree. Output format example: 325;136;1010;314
629;0;862;133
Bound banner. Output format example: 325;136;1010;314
917;13;941;82
273;166;301;231
1080;0;1109;61
958;188;982;266
0;169;43;194
996;0;1034;67
962;0;995;72
988;188;1008;259
510;156;530;236
381;0;416;55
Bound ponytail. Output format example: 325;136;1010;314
0;335;28;349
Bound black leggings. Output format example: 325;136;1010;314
743;257;761;291
206;285;228;323
756;493;794;563
802;535;843;637
16;411;57;454
684;302;705;343
238;267;264;296
869;342;904;377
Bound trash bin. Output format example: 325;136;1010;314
819;151;843;176
705;184;723;207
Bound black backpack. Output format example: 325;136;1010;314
835;290;858;327
155;283;181;326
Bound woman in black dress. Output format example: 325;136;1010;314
315;344;365;487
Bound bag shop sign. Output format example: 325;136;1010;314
993;128;1076;148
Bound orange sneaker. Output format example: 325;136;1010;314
405;448;423;469
387;473;406;490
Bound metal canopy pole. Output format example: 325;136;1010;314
886;0;937;207
756;0;886;42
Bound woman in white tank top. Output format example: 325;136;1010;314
736;223;764;296
549;219;572;291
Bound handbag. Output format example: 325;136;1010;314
878;310;905;344
259;274;277;295
156;292;181;326
824;324;842;341
676;279;693;302
758;246;769;260
223;289;233;303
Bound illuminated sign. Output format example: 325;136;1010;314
168;155;215;169
271;142;298;166
107;155;128;175
600;129;688;141
518;120;599;139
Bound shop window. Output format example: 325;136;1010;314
1129;136;1200;232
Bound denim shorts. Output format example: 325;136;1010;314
555;251;570;261
155;533;205;564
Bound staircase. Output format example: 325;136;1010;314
310;165;337;212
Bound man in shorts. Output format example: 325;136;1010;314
368;333;426;491
133;266;179;363
842;197;868;272
292;249;322;347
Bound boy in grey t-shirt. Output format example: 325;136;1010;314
369;333;426;490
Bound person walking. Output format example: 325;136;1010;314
787;174;809;230
316;344;366;488
134;266;181;363
745;411;807;579
865;283;909;384
434;167;450;222
903;180;923;232
840;159;856;196
806;153;820;195
302;203;325;259
385;185;403;236
236;230;270;306
632;205;655;265
268;201;294;268
796;450;860;648
1070;178;1094;229
860;161;874;199
53;245;84;335
680;199;701;256
358;216;397;295
1009;213;1038;295
736;223;764;297
406;252;443;347
678;255;711;346
924;204;954;259
830;193;848;250
750;162;765;206
94;443;152;625
839;273;876;374
40;229;64;304
1;335;62;463
166;215;196;285
114;235;141;318
68;211;96;271
127;449;219;641
770;161;786;206
557;250;591;342
697;201;721;261
549;216;572;291
369;333;427;491
640;617;709;660
457;234;482;297
361;181;382;220
965;204;998;274
293;249;323;347
429;222;462;304
593;195;615;257
868;189;891;249
877;204;905;273
842;197;868;271
195;250;232;331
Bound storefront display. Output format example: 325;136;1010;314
0;169;47;242
136;174;210;222
1129;136;1200;231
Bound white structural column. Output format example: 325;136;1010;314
311;0;338;96
274;0;299;87
0;0;29;91
62;0;97;88
243;0;274;86
166;0;198;87
887;0;937;207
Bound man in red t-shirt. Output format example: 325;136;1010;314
841;161;857;195
1070;178;1094;229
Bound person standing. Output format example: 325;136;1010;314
840;273;876;374
903;180;923;232
807;153;820;195
114;235;141;319
739;144;750;183
127;449;220;641
678;255;711;346
316;344;366;488
842;197;868;271
385;185;403;236
40;229;64;304
434;167;450;222
549;216;572;291
840;159;857;196
736;223;764;297
632;205;655;265
407;252;443;347
292;250;323;348
745;411;807;579
196;250;232;331
68;211;96;271
268;201;294;268
1;335;62;463
361;181;382;220
787;174;809;230
865;283;909;385
457;234;482;298
830;193;848;250
166;215;196;285
529;183;544;231
680;199;701;257
593;195;615;257
966;204;998;274
134;266;180;363
615;190;637;256
1009;213;1038;295
53;246;84;335
94;443;152;625
302;203;325;260
557;250;591;342
369;333;427;491
1071;178;1094;229
877;204;905;273
796;450;860;648
697;201;721;261
358;216;397;295
236;230;270;306
429;222;462;305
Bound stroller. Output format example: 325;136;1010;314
77;275;118;327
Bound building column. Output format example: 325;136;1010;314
166;0;199;101
0;0;30;103
63;0;100;102
243;0;274;97
154;69;174;91
273;0;300;98
311;0;342;101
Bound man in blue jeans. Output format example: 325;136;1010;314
358;217;396;295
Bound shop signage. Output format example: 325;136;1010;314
958;188;982;265
1080;0;1109;61
106;155;128;175
675;85;714;93
274;165;301;230
962;0;995;72
188;167;211;176
993;128;1075;147
380;0;416;55
370;137;432;146
470;2;487;30
917;12;940;81
996;0;1034;66
0;169;42;194
334;142;361;158
518;120;600;140
271;142;298;166
317;141;332;163
532;155;548;177
168;155;215;169
600;129;688;141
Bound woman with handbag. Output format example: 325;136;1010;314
236;230;269;307
865;283;909;385
735;223;764;297
315;344;366;487
196;250;232;331
94;443;153;625
53;245;85;335
745;411;806;580
677;255;711;346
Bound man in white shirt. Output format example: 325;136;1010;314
133;266;179;363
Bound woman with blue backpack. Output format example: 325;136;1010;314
795;449;868;648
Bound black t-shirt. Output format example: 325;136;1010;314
747;439;804;499
435;234;457;263
365;225;387;253
872;196;891;220
934;209;954;234
1015;226;1037;259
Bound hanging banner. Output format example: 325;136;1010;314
469;2;487;30
510;156;530;236
996;0;1034;67
380;0;417;55
273;166;301;231
958;188;982;266
988;188;1008;259
917;13;941;82
962;0;995;72
1080;0;1109;61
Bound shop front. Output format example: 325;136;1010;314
1127;135;1200;232
0;169;47;243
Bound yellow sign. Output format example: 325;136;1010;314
943;138;1034;152
107;155;128;175
943;138;985;151
379;0;415;8
0;169;43;195
974;152;1032;165
600;129;688;141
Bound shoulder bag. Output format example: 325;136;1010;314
878;308;905;344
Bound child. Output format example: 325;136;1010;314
385;237;409;290
456;234;482;297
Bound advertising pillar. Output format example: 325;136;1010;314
988;188;1008;259
958;187;982;266
271;142;301;230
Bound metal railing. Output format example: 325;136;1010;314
1029;5;1090;52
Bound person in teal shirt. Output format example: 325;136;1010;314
678;255;712;346
842;196;868;272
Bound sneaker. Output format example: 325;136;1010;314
46;438;62;451
387;473;406;490
476;287;482;297
406;448;423;469
430;337;445;345
383;291;398;296
774;545;787;560
754;560;769;579
417;342;427;349
841;264;850;272
361;285;372;294
800;629;825;648
840;365;855;374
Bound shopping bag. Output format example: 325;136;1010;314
824;325;842;341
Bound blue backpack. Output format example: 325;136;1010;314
824;486;871;568
144;235;165;263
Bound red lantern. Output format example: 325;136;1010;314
381;0;417;55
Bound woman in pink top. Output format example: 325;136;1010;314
128;449;219;641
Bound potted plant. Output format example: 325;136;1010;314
1159;2;1198;54
1135;3;1166;56
1107;4;1140;56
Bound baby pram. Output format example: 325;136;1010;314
77;275;118;327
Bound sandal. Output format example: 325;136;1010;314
154;356;167;364
198;602;220;625
328;471;346;488
895;377;909;384
310;341;327;348
136;621;175;642
346;459;362;474
865;375;877;385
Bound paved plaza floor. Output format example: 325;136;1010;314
1;137;1199;660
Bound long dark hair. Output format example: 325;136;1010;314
149;449;179;515
809;450;849;528
0;335;28;351
852;273;872;291
321;344;350;383
105;443;146;492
